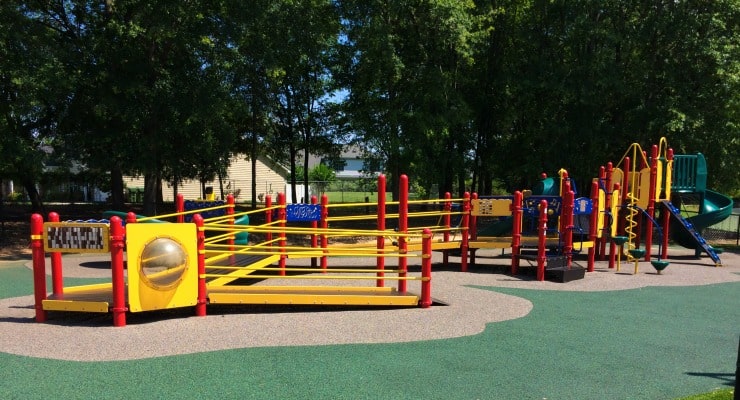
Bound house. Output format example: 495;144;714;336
330;146;370;179
5;145;374;204
303;145;380;180
123;155;291;203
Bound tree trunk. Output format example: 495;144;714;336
110;167;125;210
143;172;158;216
251;153;257;208
172;176;179;203
156;173;163;206
21;178;44;214
302;148;310;204
218;173;224;200
289;143;297;204
458;170;467;198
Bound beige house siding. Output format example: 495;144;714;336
123;155;289;203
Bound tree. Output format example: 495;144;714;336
308;163;336;194
0;2;78;211
58;1;238;214
261;0;341;204
337;0;483;199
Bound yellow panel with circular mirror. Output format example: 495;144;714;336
126;223;198;312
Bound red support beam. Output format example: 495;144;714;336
48;212;64;297
31;214;47;323
511;191;523;275
398;175;408;293
536;200;548;282
194;214;207;317
376;175;386;287
420;228;433;308
110;216;127;327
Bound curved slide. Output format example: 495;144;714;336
476;216;513;237
671;190;733;249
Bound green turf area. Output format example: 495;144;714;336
0;263;737;399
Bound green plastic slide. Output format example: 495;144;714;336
671;189;733;249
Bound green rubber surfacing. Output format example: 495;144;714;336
0;263;737;399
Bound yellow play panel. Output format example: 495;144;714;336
126;223;198;312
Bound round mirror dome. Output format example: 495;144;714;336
139;237;188;289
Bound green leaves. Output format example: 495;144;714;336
1;0;737;209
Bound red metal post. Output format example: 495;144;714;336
510;191;523;275
277;192;287;274
645;145;658;260
126;211;138;225
609;183;621;269
593;167;603;260
420;228;432;308
559;180;569;235
536;200;548;282
109;216;127;327
398;175;409;293
587;181;599;272
443;192;452;267
48;212;64;297
311;195;319;268
376;175;386;287
31;214;47;323
468;192;478;266
662;149;674;259
459;192;470;272
176;193;185;223
194;214;207;317
599;163;613;260
320;194;329;271
563;190;574;267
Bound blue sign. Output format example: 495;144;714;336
574;197;593;215
286;204;322;222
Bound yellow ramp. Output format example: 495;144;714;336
406;239;460;252
206;254;281;287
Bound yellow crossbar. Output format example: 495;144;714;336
203;274;427;281
205;266;404;274
207;286;420;306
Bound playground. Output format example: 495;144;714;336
0;247;738;398
0;137;738;398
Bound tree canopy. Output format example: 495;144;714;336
1;0;738;212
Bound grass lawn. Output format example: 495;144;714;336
322;191;393;204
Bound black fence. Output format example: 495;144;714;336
704;211;740;245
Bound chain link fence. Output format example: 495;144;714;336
704;209;740;245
